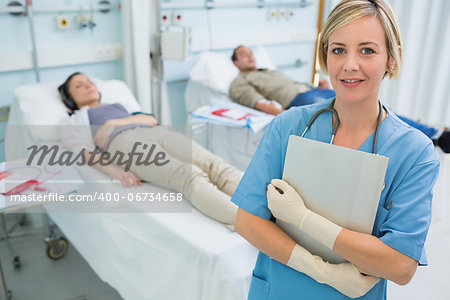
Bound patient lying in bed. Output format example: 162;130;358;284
59;72;242;229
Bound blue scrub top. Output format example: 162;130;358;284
231;99;440;300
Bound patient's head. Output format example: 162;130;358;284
58;72;101;113
231;46;257;73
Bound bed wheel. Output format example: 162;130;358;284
12;256;21;269
46;237;69;260
18;214;28;226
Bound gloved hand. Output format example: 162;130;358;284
288;244;379;298
267;179;342;250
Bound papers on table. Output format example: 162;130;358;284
192;99;274;133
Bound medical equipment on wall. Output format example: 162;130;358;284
161;26;191;61
278;99;388;263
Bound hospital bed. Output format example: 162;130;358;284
185;47;276;170
5;79;258;300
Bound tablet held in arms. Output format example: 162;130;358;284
278;135;388;264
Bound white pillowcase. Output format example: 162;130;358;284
189;46;276;94
12;79;142;141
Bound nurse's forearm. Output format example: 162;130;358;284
234;208;296;264
333;229;417;285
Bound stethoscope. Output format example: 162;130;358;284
300;99;384;155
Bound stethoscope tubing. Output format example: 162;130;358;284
301;99;383;154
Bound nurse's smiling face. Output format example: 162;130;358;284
327;16;392;105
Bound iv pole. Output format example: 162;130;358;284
151;0;163;121
25;0;41;82
311;0;324;87
0;2;41;299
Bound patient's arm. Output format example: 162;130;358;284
93;114;158;150
254;101;285;115
235;208;295;264
318;79;331;90
93;124;117;150
82;149;142;187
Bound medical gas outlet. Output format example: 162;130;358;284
267;8;294;21
77;15;96;29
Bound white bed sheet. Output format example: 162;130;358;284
49;189;258;300
53;165;257;299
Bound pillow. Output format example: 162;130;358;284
12;79;142;141
189;46;276;94
97;80;142;113
253;46;276;70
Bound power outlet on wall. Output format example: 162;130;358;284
161;12;170;25
286;9;294;20
172;10;183;25
278;9;287;21
267;9;277;21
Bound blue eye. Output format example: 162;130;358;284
332;48;345;54
362;48;375;54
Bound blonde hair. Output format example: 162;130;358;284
318;0;402;79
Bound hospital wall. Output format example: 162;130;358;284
0;0;122;160
1;0;353;156
163;0;326;125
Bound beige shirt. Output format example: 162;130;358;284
229;69;312;109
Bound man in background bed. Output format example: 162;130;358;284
229;45;450;153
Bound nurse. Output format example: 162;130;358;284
231;0;440;299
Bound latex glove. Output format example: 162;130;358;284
288;244;379;298
267;179;309;227
267;179;342;250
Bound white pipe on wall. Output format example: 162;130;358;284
189;29;317;52
0;3;116;14
161;1;312;10
0;44;122;73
